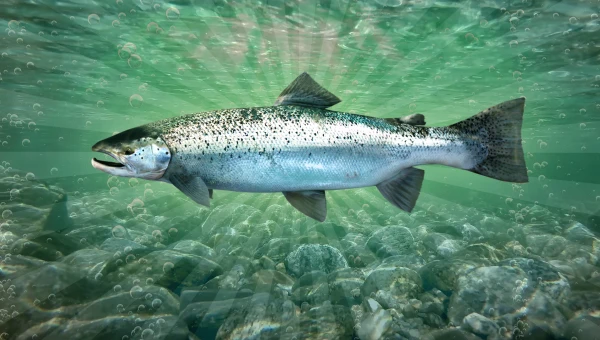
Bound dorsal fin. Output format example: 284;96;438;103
385;113;426;126
274;72;341;109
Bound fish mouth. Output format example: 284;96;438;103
92;158;124;168
91;149;133;176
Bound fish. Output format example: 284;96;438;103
91;72;528;222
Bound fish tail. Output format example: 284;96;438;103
450;97;528;183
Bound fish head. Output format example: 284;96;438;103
91;127;171;180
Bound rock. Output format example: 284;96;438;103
565;222;597;246
60;248;112;279
423;233;452;252
455;244;506;263
563;315;600;340
525;234;552;255
250;269;295;289
343;244;377;268
377;254;426;271
65;225;113;246
254;238;298;263
422;328;482;340
213;293;292;339
101;250;222;293
258;255;276;270
565;291;600;315
362;266;422;311
169;240;216;259
179;289;255;337
418;290;447;315
462;312;500;338
498;257;570;301
458;223;484;242
448;265;566;337
436;239;464;258
100;238;147;254
15;315;189;340
357;298;392;340
328;268;364;306
419;259;484;294
367;226;415;258
291;271;330;306
541;236;567;258
285;244;348;277
76;285;179;320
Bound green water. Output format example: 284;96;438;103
1;0;599;339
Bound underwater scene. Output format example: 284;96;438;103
1;0;600;339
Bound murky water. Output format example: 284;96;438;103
1;0;599;339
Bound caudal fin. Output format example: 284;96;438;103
451;98;528;183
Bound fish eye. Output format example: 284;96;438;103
124;147;134;155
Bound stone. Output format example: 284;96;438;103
498;257;570;301
357;299;392;340
565;222;597;246
366;226;415;258
15;315;189;340
448;265;566;337
419;259;484;294
363;266;422;311
99;237;147;254
422;328;481;340
563;315;600;340
377;254;426;271
541;236;567;258
76;285;180;320
169;240;216;259
285;244;348;277
327;268;365;306
180;289;256;337
462;312;500;337
101;250;222;293
291;271;330;305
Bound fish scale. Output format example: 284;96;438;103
92;72;528;221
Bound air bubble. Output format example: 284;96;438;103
128;54;142;68
112;20;120;27
151;298;162;309
129;94;143;108
88;14;100;25
130;285;143;299
163;262;174;273
166;7;180;20
22;139;30;147
50;167;58;175
112;225;127;238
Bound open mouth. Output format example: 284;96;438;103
91;150;126;171
92;158;124;168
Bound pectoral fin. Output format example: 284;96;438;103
274;72;341;109
283;190;327;222
376;167;424;213
170;172;211;207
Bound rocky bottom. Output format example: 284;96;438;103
1;167;600;340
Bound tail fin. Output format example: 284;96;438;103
451;98;528;183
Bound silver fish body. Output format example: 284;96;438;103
92;72;528;221
155;106;475;193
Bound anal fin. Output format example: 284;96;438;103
170;172;211;207
376;167;424;213
283;190;327;222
